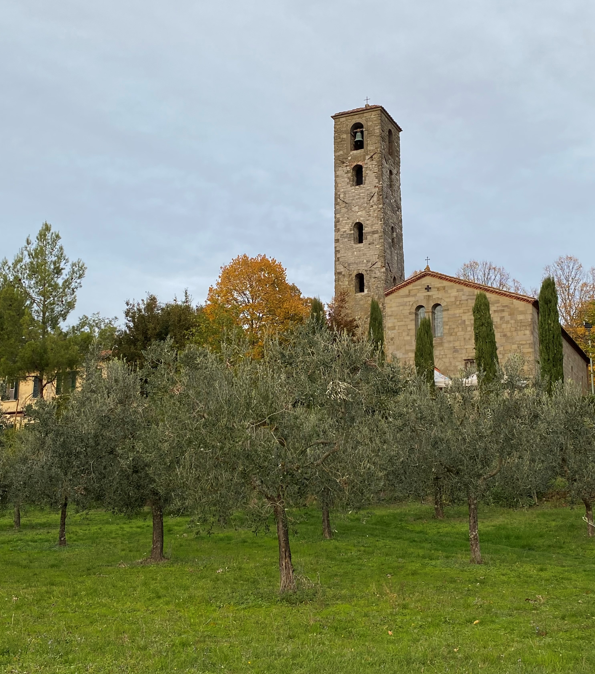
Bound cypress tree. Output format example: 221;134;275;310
368;299;384;355
538;277;564;392
415;317;434;387
472;292;499;383
310;297;326;331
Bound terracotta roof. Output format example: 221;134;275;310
385;269;537;304
385;269;589;364
331;105;403;132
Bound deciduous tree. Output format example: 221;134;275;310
457;260;526;294
115;291;199;365
327;290;358;336
204;255;309;355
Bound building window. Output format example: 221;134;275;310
355;273;365;294
415;305;426;333
391;226;396;247
353;164;363;186
1;380;19;401
389;170;393;191
388;128;394;157
32;376;40;399
464;358;476;372
351;123;364;151
56;371;77;395
432;304;443;337
353;222;363;244
392;275;397;286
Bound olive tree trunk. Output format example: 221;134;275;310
150;500;166;562
583;498;595;538
58;496;68;547
273;501;295;592
322;505;333;539
321;488;333;539
13;503;21;530
433;476;445;519
468;492;482;564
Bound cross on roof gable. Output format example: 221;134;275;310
385;269;537;304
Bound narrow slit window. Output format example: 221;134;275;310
389;169;393;191
388;128;394;157
353;164;363;186
432;304;443;337
391;226;396;247
351;123;364;150
355;273;365;294
353;222;363;244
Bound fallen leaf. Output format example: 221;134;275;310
388;631;393;636
473;620;480;625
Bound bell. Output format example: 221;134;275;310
354;131;363;143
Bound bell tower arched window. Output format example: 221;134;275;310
432;304;443;337
355;273;365;294
353;222;363;244
415;305;426;333
351;123;364;150
353;165;363;186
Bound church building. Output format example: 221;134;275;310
332;103;589;389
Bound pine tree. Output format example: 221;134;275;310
367;299;384;355
538;277;564;392
472;292;499;383
415;317;434;387
310;297;326;331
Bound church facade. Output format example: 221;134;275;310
332;103;589;389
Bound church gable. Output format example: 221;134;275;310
384;270;539;379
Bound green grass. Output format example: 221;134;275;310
1;503;594;673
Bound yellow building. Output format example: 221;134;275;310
1;372;78;427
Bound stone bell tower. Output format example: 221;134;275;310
332;104;404;328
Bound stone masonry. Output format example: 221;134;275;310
332;105;404;328
384;270;589;390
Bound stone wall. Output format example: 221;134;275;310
385;273;539;378
333;105;404;329
562;333;590;390
384;272;589;391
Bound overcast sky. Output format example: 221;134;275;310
1;0;594;324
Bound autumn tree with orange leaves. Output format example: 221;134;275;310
203;254;310;354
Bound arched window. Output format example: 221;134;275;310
353;164;363;186
389;170;393;191
415;305;426;333
388;128;394;157
355;273;365;294
432;304;443;337
353;222;363;244
392;275;397;286
351;123;364;151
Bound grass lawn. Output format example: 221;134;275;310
1;503;594;673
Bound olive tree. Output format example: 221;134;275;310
394;362;543;563
549;385;595;537
175;327;392;591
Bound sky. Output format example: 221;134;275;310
1;0;594;324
